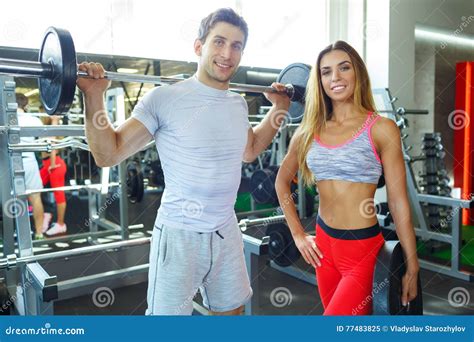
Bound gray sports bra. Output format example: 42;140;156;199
306;113;382;184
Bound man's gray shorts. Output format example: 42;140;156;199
145;221;253;315
23;158;43;191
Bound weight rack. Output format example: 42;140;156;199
0;76;150;315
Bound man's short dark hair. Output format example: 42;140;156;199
15;93;28;111
198;8;249;48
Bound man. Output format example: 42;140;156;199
16;93;45;240
77;8;290;315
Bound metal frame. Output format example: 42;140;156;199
0;75;147;315
374;88;474;281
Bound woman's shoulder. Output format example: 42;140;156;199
371;113;399;130
371;113;401;142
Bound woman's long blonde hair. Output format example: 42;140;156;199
297;41;377;185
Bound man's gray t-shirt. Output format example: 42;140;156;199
132;76;250;232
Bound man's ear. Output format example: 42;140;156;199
194;39;203;57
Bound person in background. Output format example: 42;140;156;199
39;110;68;236
16;93;45;240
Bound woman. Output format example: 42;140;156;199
275;41;419;315
40;115;68;236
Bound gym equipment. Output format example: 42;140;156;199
0;215;282;272
0;237;150;270
249;166;279;205
126;161;144;204
240;215;423;315
266;223;301;267
377;173;385;188
418;133;451;231
38;27;77;115
276;63;311;123
373;88;474;281
148;160;165;187
373;241;423;315
0;27;312;114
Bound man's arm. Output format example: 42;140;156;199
77;62;153;167
243;83;290;162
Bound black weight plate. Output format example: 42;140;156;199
277;63;311;123
266;223;301;267
38;27;77;114
373;240;423;315
250;166;279;205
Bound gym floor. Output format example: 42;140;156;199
48;192;474;316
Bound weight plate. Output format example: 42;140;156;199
266;223;301;267
38;27;77;115
277;63;311;123
250;166;279;205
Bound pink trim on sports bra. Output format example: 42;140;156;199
314;112;382;164
314;112;372;148
367;115;382;164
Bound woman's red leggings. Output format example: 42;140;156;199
315;216;385;315
40;156;67;204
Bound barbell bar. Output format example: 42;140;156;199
0;27;310;122
0;237;151;270
0;216;282;270
0;56;295;98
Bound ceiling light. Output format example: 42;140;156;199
415;25;474;48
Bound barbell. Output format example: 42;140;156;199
0;27;310;122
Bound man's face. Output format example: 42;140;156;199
194;22;245;85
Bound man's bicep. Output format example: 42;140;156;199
114;117;154;164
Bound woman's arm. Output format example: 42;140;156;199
373;117;420;304
275;131;322;268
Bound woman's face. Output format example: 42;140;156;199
319;50;356;103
